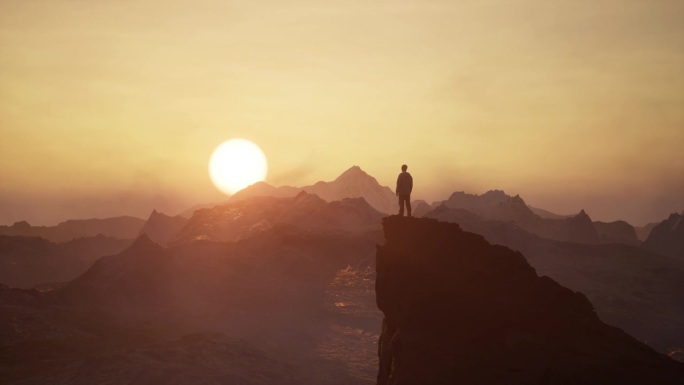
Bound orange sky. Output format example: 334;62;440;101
1;0;683;226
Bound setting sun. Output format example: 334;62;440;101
209;139;268;195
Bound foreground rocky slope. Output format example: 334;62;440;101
424;205;684;351
375;216;684;384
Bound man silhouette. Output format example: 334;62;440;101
395;164;413;217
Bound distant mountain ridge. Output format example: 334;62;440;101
0;234;132;289
0;216;145;242
231;166;398;215
436;190;639;245
173;192;384;243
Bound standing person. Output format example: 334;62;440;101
396;164;413;217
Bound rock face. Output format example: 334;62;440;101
375;216;684;385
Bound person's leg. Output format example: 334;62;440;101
398;195;404;216
406;196;412;217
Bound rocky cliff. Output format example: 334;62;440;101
375;216;684;385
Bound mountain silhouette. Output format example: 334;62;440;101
0;234;131;289
0;216;145;242
644;212;684;259
173;192;384;243
593;220;639;245
231;166;398;214
138;209;188;245
376;216;684;384
437;191;638;245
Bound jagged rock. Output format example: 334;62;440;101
375;216;684;385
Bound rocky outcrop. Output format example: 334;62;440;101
644;213;684;259
375;216;684;384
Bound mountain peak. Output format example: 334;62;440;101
11;221;31;229
334;165;373;182
483;189;508;198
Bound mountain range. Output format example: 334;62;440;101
0;216;146;242
1;165;683;383
231;166;398;214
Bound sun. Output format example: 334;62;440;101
209;139;268;195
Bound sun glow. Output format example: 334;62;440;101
209;139;268;195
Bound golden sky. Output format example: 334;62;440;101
1;0;683;225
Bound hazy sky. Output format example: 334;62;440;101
1;0;682;226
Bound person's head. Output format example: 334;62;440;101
401;164;408;172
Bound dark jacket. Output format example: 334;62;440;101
396;172;413;195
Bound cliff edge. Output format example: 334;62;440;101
376;216;684;385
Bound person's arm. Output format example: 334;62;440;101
396;175;400;195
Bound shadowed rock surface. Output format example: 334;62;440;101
375;216;684;385
423;205;684;351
